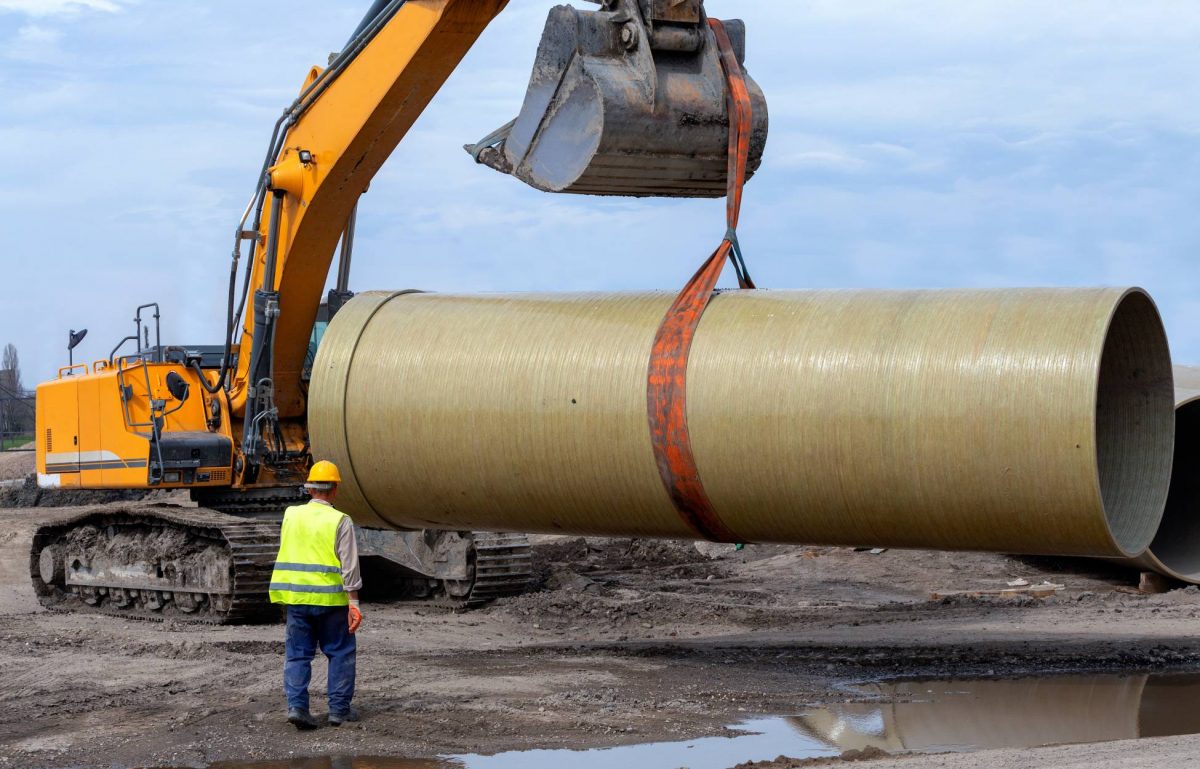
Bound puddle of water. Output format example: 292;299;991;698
199;719;835;769
197;719;837;769
455;716;834;769
194;671;1200;769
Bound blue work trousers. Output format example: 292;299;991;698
284;604;356;715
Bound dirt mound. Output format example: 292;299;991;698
0;450;34;480
0;474;150;508
531;536;719;587
496;536;756;634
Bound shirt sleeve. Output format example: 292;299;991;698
334;516;363;592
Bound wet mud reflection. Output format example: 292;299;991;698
793;672;1200;753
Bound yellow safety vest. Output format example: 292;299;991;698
269;501;349;606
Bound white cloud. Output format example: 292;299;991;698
0;0;123;16
5;23;61;62
778;149;868;174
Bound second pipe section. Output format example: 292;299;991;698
1121;367;1200;582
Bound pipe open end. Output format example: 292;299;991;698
1096;289;1175;557
1141;397;1200;579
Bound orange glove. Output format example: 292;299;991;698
348;601;363;634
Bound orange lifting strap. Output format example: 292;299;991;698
646;19;756;543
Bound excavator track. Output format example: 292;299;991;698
31;499;533;621
467;532;534;605
439;532;534;610
192;487;309;519
30;506;281;625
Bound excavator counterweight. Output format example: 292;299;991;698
471;0;769;197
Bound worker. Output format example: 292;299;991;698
269;460;364;730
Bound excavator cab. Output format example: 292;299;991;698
470;0;769;197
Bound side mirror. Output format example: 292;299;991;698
165;371;189;402
68;328;88;367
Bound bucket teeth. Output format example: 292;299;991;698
468;2;768;199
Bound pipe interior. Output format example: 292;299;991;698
1144;398;1200;578
1095;290;1175;557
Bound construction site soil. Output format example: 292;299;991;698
0;451;34;481
3;463;1200;769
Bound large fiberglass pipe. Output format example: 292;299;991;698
309;288;1173;559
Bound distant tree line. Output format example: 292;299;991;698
0;343;35;443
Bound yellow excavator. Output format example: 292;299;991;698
30;0;769;622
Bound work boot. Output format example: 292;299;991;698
288;707;319;730
328;707;360;726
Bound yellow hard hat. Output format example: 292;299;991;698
307;460;342;484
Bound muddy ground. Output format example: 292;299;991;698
4;469;1200;768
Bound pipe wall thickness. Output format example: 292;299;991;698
309;288;1173;558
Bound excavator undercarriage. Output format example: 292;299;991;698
32;507;280;624
31;503;533;623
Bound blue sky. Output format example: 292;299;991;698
2;1;1199;384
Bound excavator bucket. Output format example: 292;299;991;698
468;0;768;198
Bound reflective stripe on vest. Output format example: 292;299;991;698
269;501;349;607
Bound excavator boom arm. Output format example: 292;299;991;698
230;0;509;427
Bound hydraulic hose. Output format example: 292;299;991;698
194;245;242;395
221;0;410;401
350;0;393;44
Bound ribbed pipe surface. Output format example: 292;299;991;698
309;288;1174;557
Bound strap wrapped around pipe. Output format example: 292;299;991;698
309;288;1173;558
